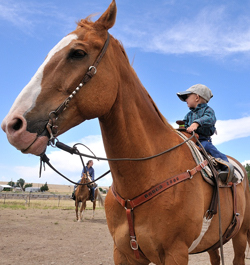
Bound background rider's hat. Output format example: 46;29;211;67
177;84;213;102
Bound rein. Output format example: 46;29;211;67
40;132;196;185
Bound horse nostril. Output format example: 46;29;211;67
12;118;23;131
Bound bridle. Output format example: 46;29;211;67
46;33;110;140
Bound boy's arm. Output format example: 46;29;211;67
194;107;216;127
186;122;199;133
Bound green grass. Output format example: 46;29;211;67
0;203;27;210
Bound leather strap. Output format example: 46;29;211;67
197;183;240;253
210;183;240;249
111;160;208;259
112;160;208;210
126;209;140;259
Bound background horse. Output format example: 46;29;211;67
1;0;250;264
75;172;104;221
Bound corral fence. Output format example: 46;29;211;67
0;192;71;207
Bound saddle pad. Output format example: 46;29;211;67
228;157;245;184
176;131;244;186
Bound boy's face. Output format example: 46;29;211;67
185;93;199;108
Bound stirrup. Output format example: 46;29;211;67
215;158;236;183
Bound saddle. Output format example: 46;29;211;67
176;120;239;185
176;126;243;252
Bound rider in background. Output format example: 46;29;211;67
83;160;95;202
177;84;231;178
71;160;95;201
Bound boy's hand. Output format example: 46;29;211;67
186;122;199;133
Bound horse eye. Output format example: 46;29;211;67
69;49;86;59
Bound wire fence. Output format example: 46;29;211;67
0;192;72;207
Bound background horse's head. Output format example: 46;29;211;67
1;0;117;156
80;172;92;185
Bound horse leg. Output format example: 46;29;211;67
232;229;249;265
75;201;79;221
92;190;97;219
232;181;250;265
79;201;86;222
207;249;220;265
163;245;189;265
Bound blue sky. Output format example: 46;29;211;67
0;0;250;187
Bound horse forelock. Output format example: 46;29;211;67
77;16;94;28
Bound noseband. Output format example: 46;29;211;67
46;33;110;140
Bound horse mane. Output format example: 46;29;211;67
115;39;174;131
144;88;174;130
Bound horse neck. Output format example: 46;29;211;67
99;45;181;198
78;179;88;193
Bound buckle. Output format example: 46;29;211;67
187;170;193;179
205;210;214;221
124;199;132;210
200;161;207;169
89;66;97;75
130;237;139;250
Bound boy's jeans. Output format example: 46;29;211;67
199;139;229;163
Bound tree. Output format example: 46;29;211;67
8;181;15;187
16;178;25;190
24;183;33;189
245;163;250;183
40;182;49;192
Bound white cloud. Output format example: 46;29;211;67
171;116;250;145
212;116;250;145
0;1;33;30
242;160;250;166
0;0;75;35
117;5;250;57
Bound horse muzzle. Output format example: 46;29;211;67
1;113;49;155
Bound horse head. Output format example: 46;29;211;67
80;172;91;184
1;0;117;156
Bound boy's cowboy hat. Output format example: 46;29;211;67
177;84;213;102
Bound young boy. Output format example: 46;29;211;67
177;84;232;178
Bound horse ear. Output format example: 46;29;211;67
95;0;117;30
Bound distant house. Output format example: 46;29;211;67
25;187;40;192
0;185;13;191
13;187;22;192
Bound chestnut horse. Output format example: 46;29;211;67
1;1;250;264
75;172;104;221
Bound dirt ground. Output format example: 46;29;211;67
1;208;250;265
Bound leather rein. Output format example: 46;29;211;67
40;132;197;185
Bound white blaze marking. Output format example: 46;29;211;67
8;33;78;116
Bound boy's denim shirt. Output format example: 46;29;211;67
183;103;216;140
